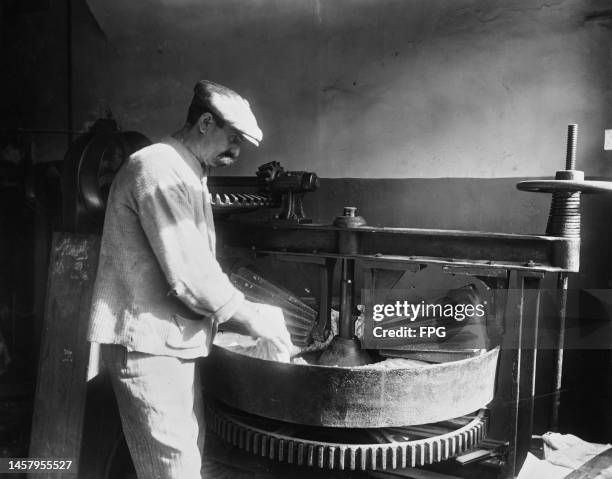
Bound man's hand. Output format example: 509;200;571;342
232;301;295;358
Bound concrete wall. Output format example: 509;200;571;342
78;0;612;178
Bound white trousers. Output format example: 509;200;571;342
101;344;205;479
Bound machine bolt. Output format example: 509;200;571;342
334;207;366;229
343;206;357;217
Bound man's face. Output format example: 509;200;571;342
198;117;244;168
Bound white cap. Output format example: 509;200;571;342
193;80;263;146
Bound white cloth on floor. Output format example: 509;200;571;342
517;453;569;479
543;432;611;470
518;433;612;479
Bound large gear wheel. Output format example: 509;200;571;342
207;402;489;471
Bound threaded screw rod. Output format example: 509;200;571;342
565;124;578;170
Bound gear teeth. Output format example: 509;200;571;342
317;445;325;468
359;447;367;470
208;193;275;209
338;446;346;470
254;433;261;455
397;446;405;469
348;447;356;470
418;443;426;466
389;446;397;469
307;444;315;467
245;430;253;452
269;437;276;460
207;404;489;471
287;441;294;464
261;435;269;458
210;189;277;211
278;439;285;462
327;446;335;469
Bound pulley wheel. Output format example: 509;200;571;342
78;131;150;217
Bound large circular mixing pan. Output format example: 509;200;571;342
204;346;499;428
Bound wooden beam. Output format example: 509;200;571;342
29;233;100;478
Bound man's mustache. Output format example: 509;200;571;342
219;150;238;159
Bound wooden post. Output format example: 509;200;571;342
28;233;100;478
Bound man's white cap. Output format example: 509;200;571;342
193;80;263;146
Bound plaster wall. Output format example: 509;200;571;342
78;0;612;178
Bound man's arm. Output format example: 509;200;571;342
131;159;293;352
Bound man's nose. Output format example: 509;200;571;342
229;145;240;157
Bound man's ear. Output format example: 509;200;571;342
197;113;214;134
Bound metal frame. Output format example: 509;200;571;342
217;218;570;477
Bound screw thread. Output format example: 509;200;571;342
565;124;578;170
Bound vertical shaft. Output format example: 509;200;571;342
507;274;542;477
565;124;578;170
548;125;579;430
551;273;569;431
339;259;355;339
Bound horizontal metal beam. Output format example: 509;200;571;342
217;221;578;272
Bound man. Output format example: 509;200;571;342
88;80;293;478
